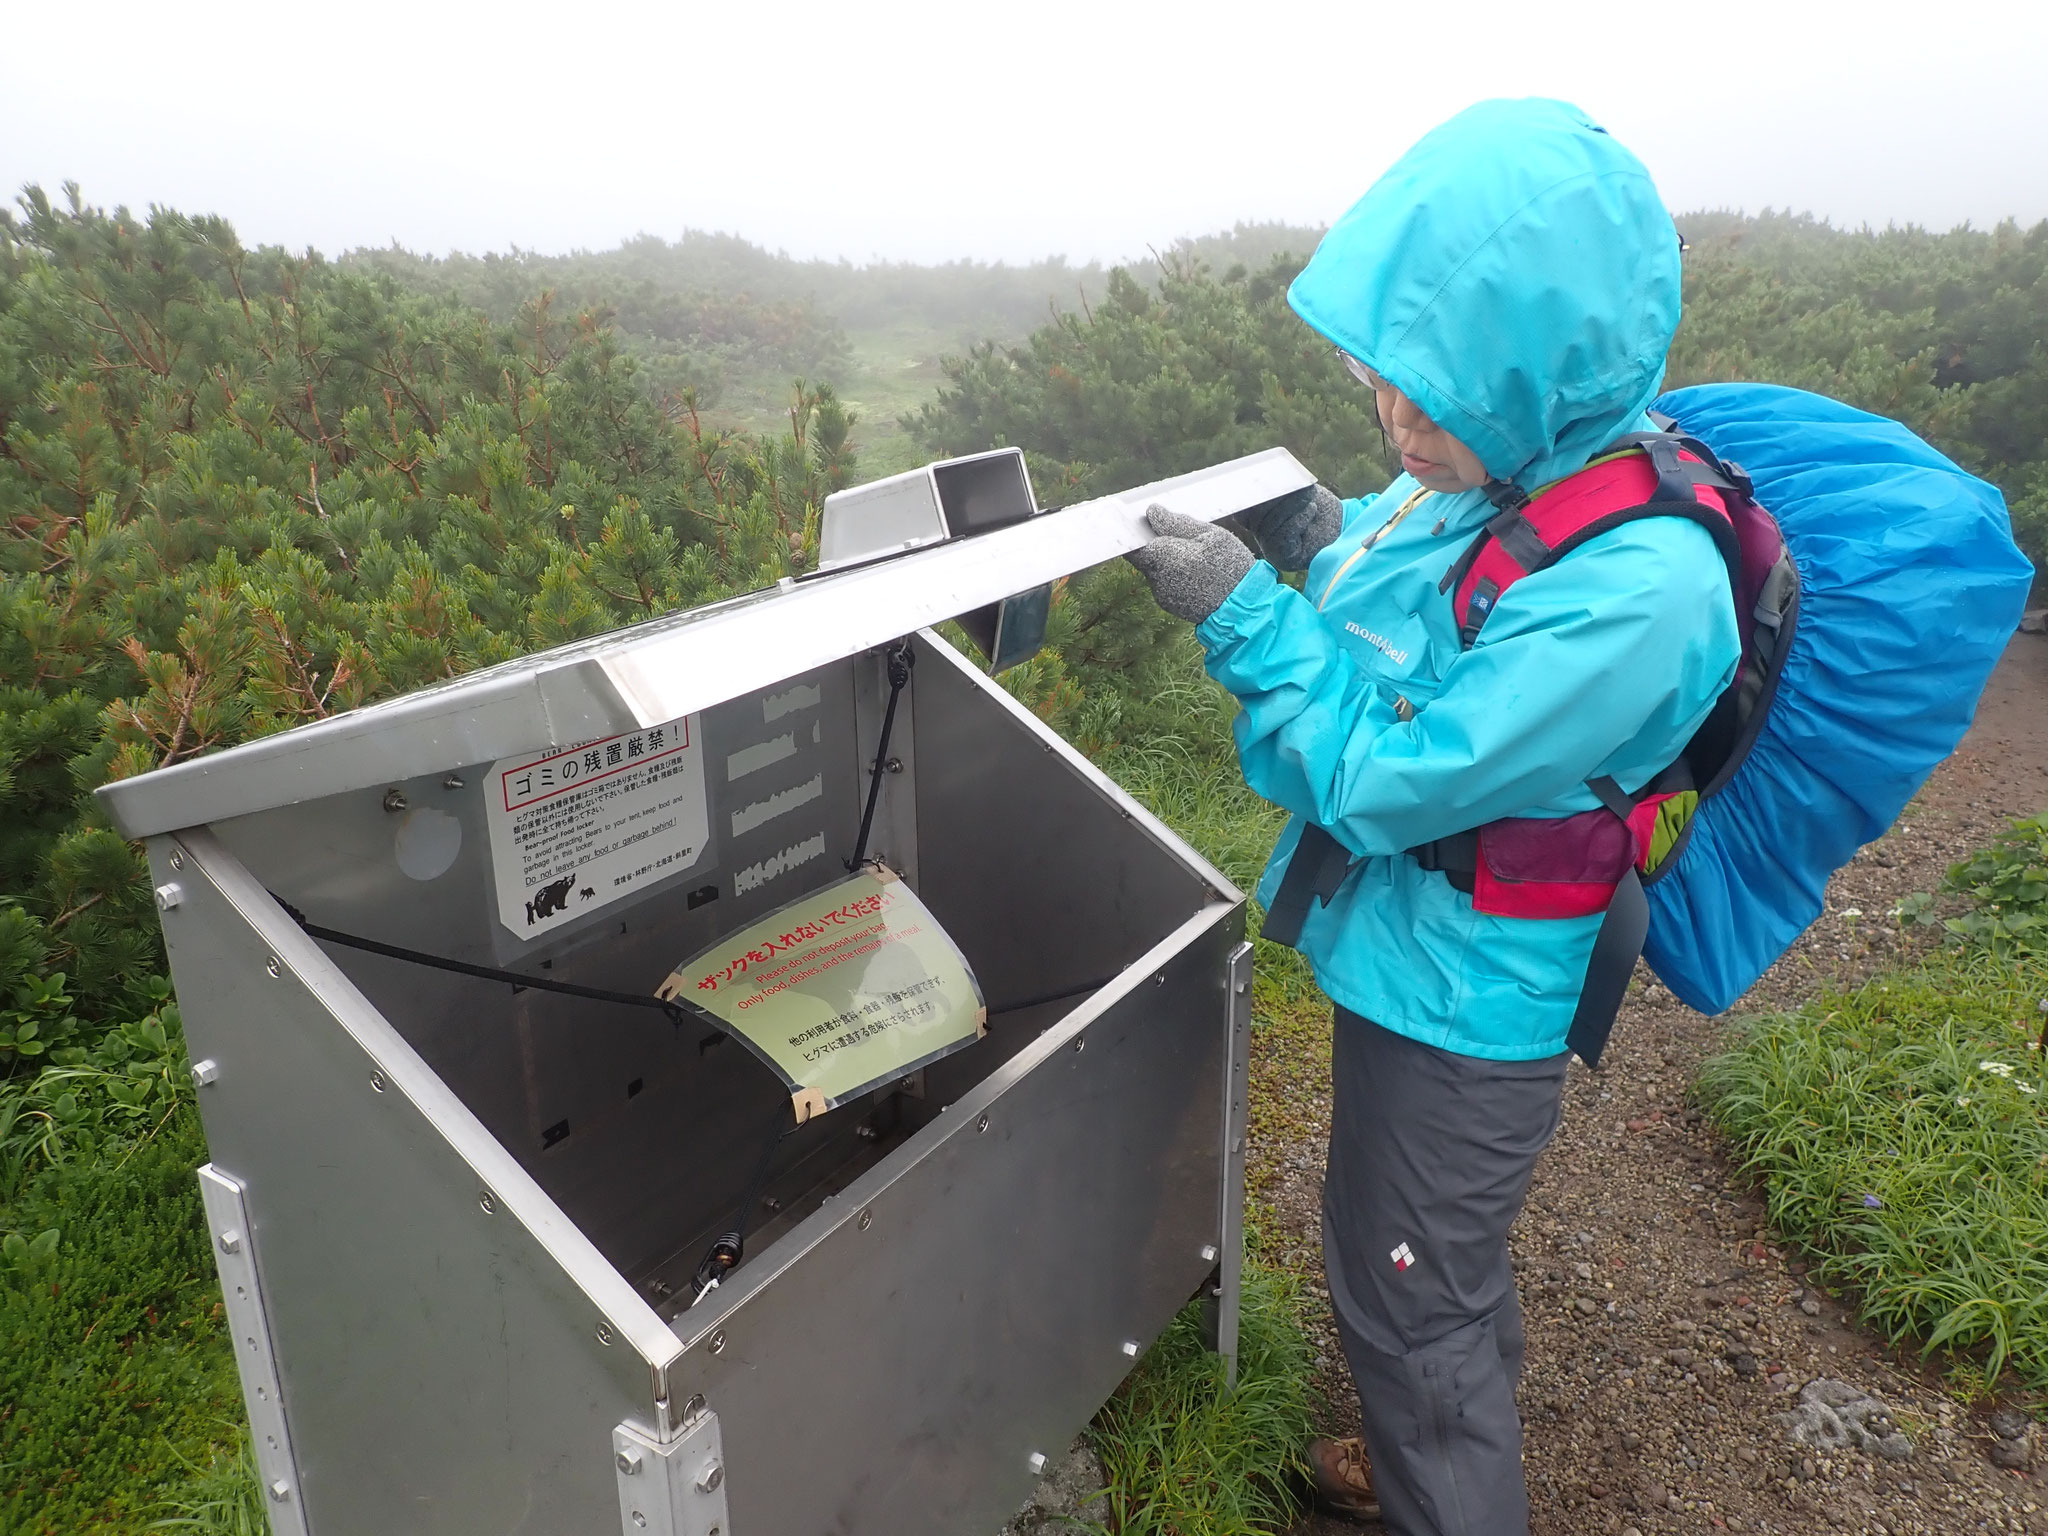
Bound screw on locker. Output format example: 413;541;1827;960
695;1460;724;1493
189;1058;219;1088
218;1228;242;1254
683;1393;706;1421
615;1448;642;1475
169;848;185;871
1122;1341;1140;1357
269;1480;290;1503
477;1189;496;1214
368;1069;387;1093
595;1321;615;1346
976;1113;989;1134
1200;1244;1219;1263
857;1208;873;1230
708;1329;726;1355
264;956;281;979
442;773;464;790
154;883;183;911
382;788;408;812
1028;1451;1048;1474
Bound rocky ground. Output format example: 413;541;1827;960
1267;630;2048;1536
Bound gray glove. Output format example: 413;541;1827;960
1241;483;1344;571
1126;505;1256;624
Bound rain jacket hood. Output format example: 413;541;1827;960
1288;98;1681;488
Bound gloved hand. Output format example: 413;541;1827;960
1126;505;1256;624
1241;483;1345;571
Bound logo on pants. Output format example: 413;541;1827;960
1389;1241;1415;1272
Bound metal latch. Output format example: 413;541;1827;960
614;1407;730;1536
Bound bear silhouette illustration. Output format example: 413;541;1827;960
525;874;577;925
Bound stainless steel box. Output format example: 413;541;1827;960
100;449;1311;1536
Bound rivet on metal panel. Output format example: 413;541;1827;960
218;1228;242;1254
189;1058;219;1088
1201;1244;1219;1264
168;847;185;871
709;1329;727;1355
368;1069;387;1093
477;1189;496;1214
596;1321;616;1346
976;1113;989;1134
268;1480;290;1503
615;1449;642;1475
1029;1451;1048;1474
382;788;408;812
264;956;281;979
1122;1340;1140;1357
857;1208;873;1230
154;883;183;911
695;1460;724;1494
441;773;465;790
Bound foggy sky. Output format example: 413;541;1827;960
6;0;2045;265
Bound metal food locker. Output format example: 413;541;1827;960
98;447;1313;1536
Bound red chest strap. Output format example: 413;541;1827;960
1442;438;1743;648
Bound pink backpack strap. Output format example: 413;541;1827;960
1441;437;1743;647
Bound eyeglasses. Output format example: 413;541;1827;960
1336;350;1390;392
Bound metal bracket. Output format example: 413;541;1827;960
197;1164;311;1536
614;1408;731;1536
1216;941;1253;1388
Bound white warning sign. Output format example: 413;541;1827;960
483;716;709;940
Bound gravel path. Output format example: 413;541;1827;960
1271;630;2048;1536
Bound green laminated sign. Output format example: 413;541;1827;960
658;866;985;1121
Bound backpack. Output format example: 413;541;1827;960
1263;382;2034;1064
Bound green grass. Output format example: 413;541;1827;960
1087;1263;1316;1536
1701;946;2048;1389
0;1108;243;1532
150;1430;267;1536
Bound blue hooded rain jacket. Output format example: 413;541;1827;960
1195;99;1741;1060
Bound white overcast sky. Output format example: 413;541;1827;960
5;0;2045;265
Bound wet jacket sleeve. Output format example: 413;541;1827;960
1193;520;1740;855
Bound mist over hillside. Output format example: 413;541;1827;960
342;222;1332;469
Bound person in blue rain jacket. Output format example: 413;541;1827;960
1127;99;1741;1535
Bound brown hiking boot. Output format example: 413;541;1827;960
1307;1435;1382;1522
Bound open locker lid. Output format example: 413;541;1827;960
96;447;1310;841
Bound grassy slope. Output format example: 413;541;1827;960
1702;819;2048;1396
1;1111;241;1532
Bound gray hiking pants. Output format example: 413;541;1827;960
1322;1008;1569;1536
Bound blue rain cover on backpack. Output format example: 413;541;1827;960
1641;382;2035;1014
